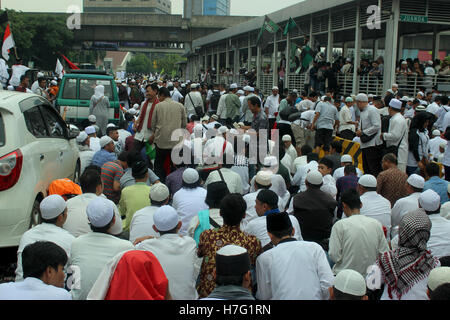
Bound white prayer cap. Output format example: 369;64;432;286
85;126;96;135
355;93;368;102
191;83;198;89
243;85;252;92
37;72;44;78
201;115;210;122
392;83;399;88
420;100;428;106
428;267;450;291
150;183;170;203
107;123;117;128
387;89;394;94
334;269;367;297
401;96;410;101
86;197;114;228
115;79;121;84
182;168;199;184
440;142;447;149
433;130;441;136
416;105;427;112
40;195;66;220
402;61;408;65
340;154;353;163
243;134;251;144
441;201;450;219
76;131;88;144
306;170;323;185
7;85;14;91
345;97;354;103
51;80;57;85
346;58;351;62
181;84;186;88
153;205;179;232
417;91;425;97
255;171;273;186
272;86;279;91
131;79;136;83
127;108;137;115
133;104;140;109
218;126;228;134
88;115;97;123
237;90;245;95
263;156;278;167
427;60;434;66
211;114;219;120
368;94;374;98
419;189;441;212
229;128;239;135
229;83;238;89
167;82;174;87
100;136;114;148
407;174;425;189
282;135;292;142
389;98;402;110
217;244;247;256
358;174;377;188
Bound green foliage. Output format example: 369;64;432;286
0;9;76;70
127;53;152;74
155;54;186;75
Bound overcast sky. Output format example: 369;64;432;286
2;0;302;16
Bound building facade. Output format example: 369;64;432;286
83;0;172;14
187;0;230;16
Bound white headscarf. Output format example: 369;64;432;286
94;85;105;99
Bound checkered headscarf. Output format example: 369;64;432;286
377;209;439;299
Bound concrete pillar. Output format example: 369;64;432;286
257;45;261;88
326;10;334;62
433;26;440;60
398;36;404;60
226;40;230;70
309;14;314;51
373;39;379;61
248;33;252;70
204;52;207;71
286;32;291;90
234;45;240;83
273;33;278;87
352;4;361;94
383;0;400;93
343;42;348;58
216;48;220;83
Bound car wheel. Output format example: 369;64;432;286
73;160;81;184
29;199;41;229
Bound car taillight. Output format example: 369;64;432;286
114;107;119;119
0;149;23;191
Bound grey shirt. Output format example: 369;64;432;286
315;101;339;130
120;168;160;189
251;110;268;132
359;104;382;148
205;285;255;300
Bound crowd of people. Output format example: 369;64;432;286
2;62;450;301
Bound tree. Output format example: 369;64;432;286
127;53;152;74
156;54;186;75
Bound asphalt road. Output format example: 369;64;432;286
0;247;18;284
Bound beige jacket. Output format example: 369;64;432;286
150;97;187;149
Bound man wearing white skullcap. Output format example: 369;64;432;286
419;189;450;258
355;92;383;176
135;205;201;300
429;130;446;161
288;170;337;250
85;125;101;153
390;174;425;238
427;267;450;299
91;135;117;168
241;86;259;124
329;189;388;277
330;269;368;300
265;86;280;129
15;195;75;282
172;168;208;236
380;98;408;172
184;81;204;118
282;134;297;173
69;197;134;300
332;154;363;181
358;174;392;239
76;131;95;176
204;245;254;300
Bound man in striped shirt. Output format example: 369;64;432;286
101;152;128;205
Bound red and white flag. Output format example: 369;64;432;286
55;58;65;79
2;23;15;61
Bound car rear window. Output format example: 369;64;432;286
0;113;4;147
79;79;114;100
62;78;77;99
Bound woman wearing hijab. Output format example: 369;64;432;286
407;112;430;176
376;210;440;300
89;85;109;137
87;250;171;300
270;174;290;210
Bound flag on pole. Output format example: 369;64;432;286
2;23;15;61
55;59;65;79
256;15;280;51
283;17;298;36
59;53;79;70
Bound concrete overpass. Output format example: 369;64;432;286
73;13;254;47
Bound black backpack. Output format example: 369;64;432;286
210;91;221;111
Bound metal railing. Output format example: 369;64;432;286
395;74;450;97
287;74;307;92
259;74;273;96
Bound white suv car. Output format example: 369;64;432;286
0;92;80;248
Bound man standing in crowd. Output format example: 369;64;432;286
311;96;339;154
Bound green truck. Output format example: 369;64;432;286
56;70;123;128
